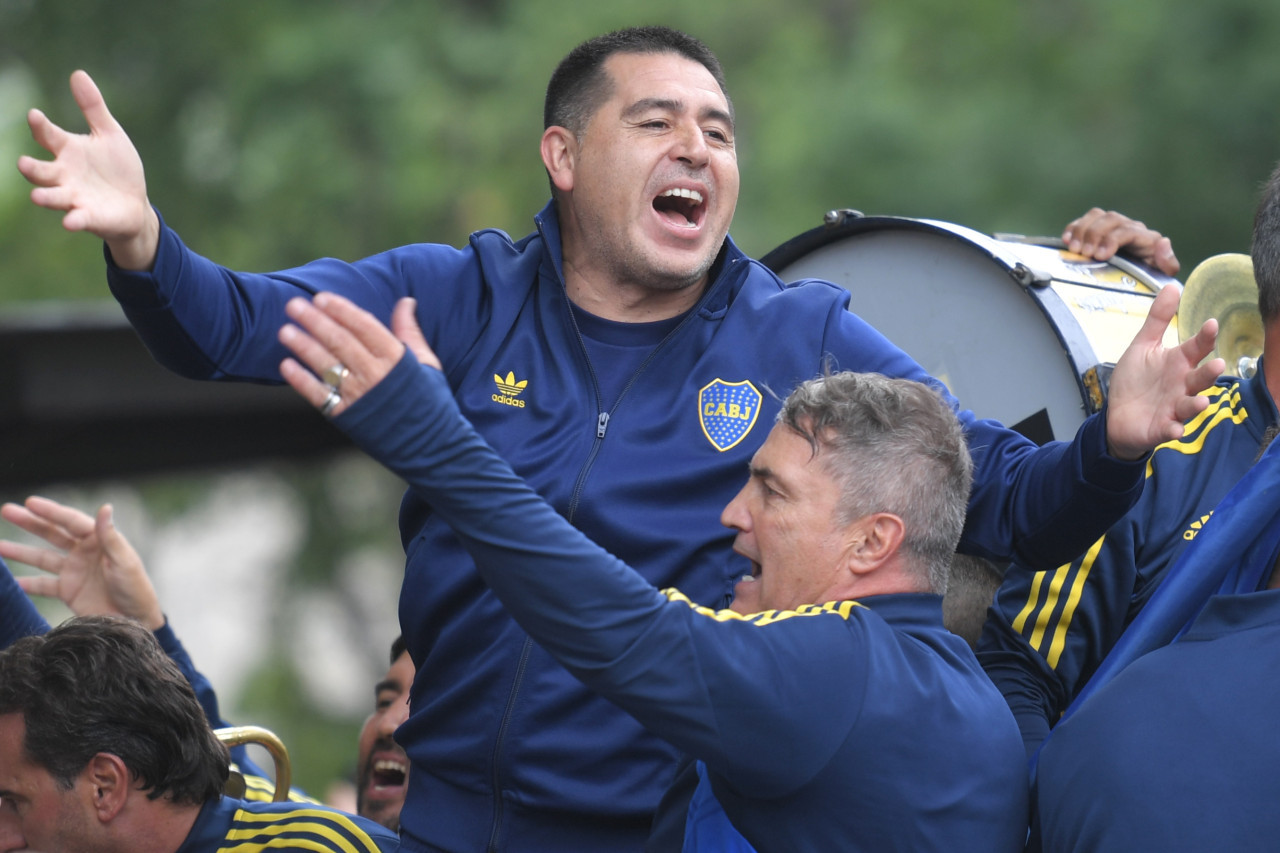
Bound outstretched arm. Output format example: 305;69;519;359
0;496;260;753
17;70;159;270
0;497;164;629
277;294;864;795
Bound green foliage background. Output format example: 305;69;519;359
3;0;1279;797
7;0;1279;295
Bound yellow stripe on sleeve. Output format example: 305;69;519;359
1026;560;1078;651
1045;537;1107;668
222;840;348;853
221;806;383;853
238;773;319;805
1145;385;1246;475
1014;381;1245;669
661;588;865;624
1010;569;1049;634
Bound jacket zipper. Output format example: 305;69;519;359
486;639;532;853
484;253;735;848
563;297;706;519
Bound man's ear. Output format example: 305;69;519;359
846;512;906;576
83;753;131;822
541;126;578;194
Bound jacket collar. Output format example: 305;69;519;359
532;199;754;317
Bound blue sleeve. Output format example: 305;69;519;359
975;376;1263;760
334;353;865;798
976;518;1143;760
153;620;230;728
104;212;494;384
0;557;51;647
960;406;1140;569
974;412;1237;759
815;298;1144;569
1;559;237;734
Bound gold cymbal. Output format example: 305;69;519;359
1178;253;1262;374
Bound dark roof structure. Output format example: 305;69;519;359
0;301;349;491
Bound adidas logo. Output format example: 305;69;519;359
1183;512;1213;541
492;371;528;408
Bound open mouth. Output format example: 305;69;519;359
369;757;408;791
653;187;706;229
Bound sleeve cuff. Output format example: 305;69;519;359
105;207;181;310
1075;406;1148;494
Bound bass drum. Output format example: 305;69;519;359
761;211;1181;445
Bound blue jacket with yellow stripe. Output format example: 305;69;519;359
0;572;386;846
332;352;1029;853
978;366;1278;758
174;795;397;853
107;201;1143;851
0;570;312;806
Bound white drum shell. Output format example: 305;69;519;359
763;216;1179;444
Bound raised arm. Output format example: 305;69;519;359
979;371;1260;758
0;497;164;629
18;70;159;271
0;497;227;726
277;294;863;795
0;496;309;799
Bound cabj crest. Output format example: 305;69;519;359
698;379;762;452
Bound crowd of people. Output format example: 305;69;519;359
2;21;1274;853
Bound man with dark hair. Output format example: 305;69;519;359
21;25;1219;850
543;26;731;154
1255;163;1280;318
355;636;413;832
0;615;399;853
978;177;1280;759
0;617;226;807
0;496;414;833
277;292;1028;851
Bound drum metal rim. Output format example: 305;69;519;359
761;215;1031;285
761;212;1180;295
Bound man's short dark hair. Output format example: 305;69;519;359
0;615;228;804
544;26;733;137
390;634;408;665
1253;161;1280;321
779;372;973;594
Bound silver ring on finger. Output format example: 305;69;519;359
322;363;351;391
320;388;342;417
